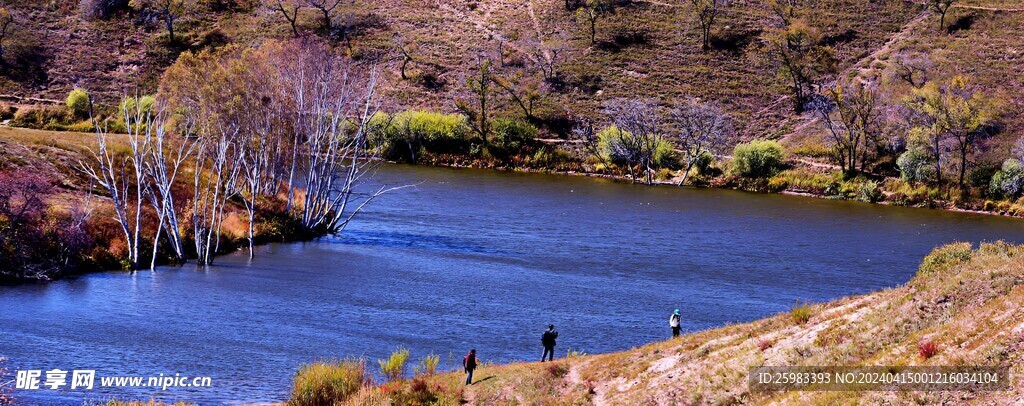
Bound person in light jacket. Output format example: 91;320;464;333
670;309;681;337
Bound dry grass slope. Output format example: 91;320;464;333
359;242;1024;405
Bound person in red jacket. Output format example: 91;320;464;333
463;349;478;385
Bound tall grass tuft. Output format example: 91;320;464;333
377;346;411;382
791;301;813;325
289;359;367;405
414;353;440;376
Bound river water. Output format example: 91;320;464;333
2;165;1022;404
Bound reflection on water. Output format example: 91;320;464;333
2;165;1022;404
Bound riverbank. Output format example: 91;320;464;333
404;153;1024;220
285;242;1024;405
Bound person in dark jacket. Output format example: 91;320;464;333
541;324;558;362
463;349;477;384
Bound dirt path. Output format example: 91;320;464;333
567;360;607;406
527;0;551;63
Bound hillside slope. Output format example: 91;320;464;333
335;242;1024;405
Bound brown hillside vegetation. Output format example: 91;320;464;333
3;0;1024;177
287;242;1024;405
0;0;922;136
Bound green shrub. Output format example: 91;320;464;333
10;105;69;128
370;110;471;162
597;125;678;170
377;346;410;382
289;359;367;405
917;242;973;276
490;117;538;158
653;139;679;169
691;151;715;174
527;148;575;168
732;140;785;178
119;95;156;116
897;147;934;184
859;180;883;203
66;88;91;119
989;159;1024;199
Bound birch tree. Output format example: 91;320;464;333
79;100;152;270
145;107;196;266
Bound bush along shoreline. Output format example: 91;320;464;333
362;108;1024;219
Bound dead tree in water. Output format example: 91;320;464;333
79;101;152;270
282;48;406;233
145;107;197;267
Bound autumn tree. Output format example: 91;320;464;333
79;96;153;270
766;22;836;112
689;0;727;51
905;76;996;187
145;106;196;265
669;98;731;185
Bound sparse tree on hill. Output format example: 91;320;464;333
269;0;302;37
892;52;932;89
689;0;728;51
765;0;797;28
527;38;566;83
394;34;417;80
930;0;957;31
766;22;836;112
577;0;613;45
814;82;882;175
493;69;544;121
669;98;731;185
305;0;344;33
0;6;13;64
131;0;189;44
456;57;495;144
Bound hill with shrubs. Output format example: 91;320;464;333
1;0;1024;217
